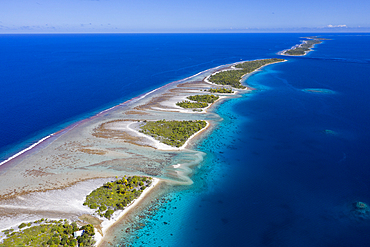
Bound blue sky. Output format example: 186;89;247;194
0;0;369;33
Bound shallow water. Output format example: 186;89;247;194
0;178;111;232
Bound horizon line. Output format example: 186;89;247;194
1;30;370;35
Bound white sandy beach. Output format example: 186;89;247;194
124;120;210;151
95;178;160;246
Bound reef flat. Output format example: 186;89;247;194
302;88;336;94
0;59;285;246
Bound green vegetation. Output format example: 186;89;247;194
284;37;323;56
208;58;284;88
18;223;27;229
187;94;219;103
176;94;219;109
208;88;234;94
83;176;153;219
140;120;207;147
0;219;95;247
176;101;208;109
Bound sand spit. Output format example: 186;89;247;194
0;60;284;246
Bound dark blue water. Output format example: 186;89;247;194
1;34;370;246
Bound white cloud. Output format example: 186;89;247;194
327;24;347;28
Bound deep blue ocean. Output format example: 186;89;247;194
1;33;370;246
